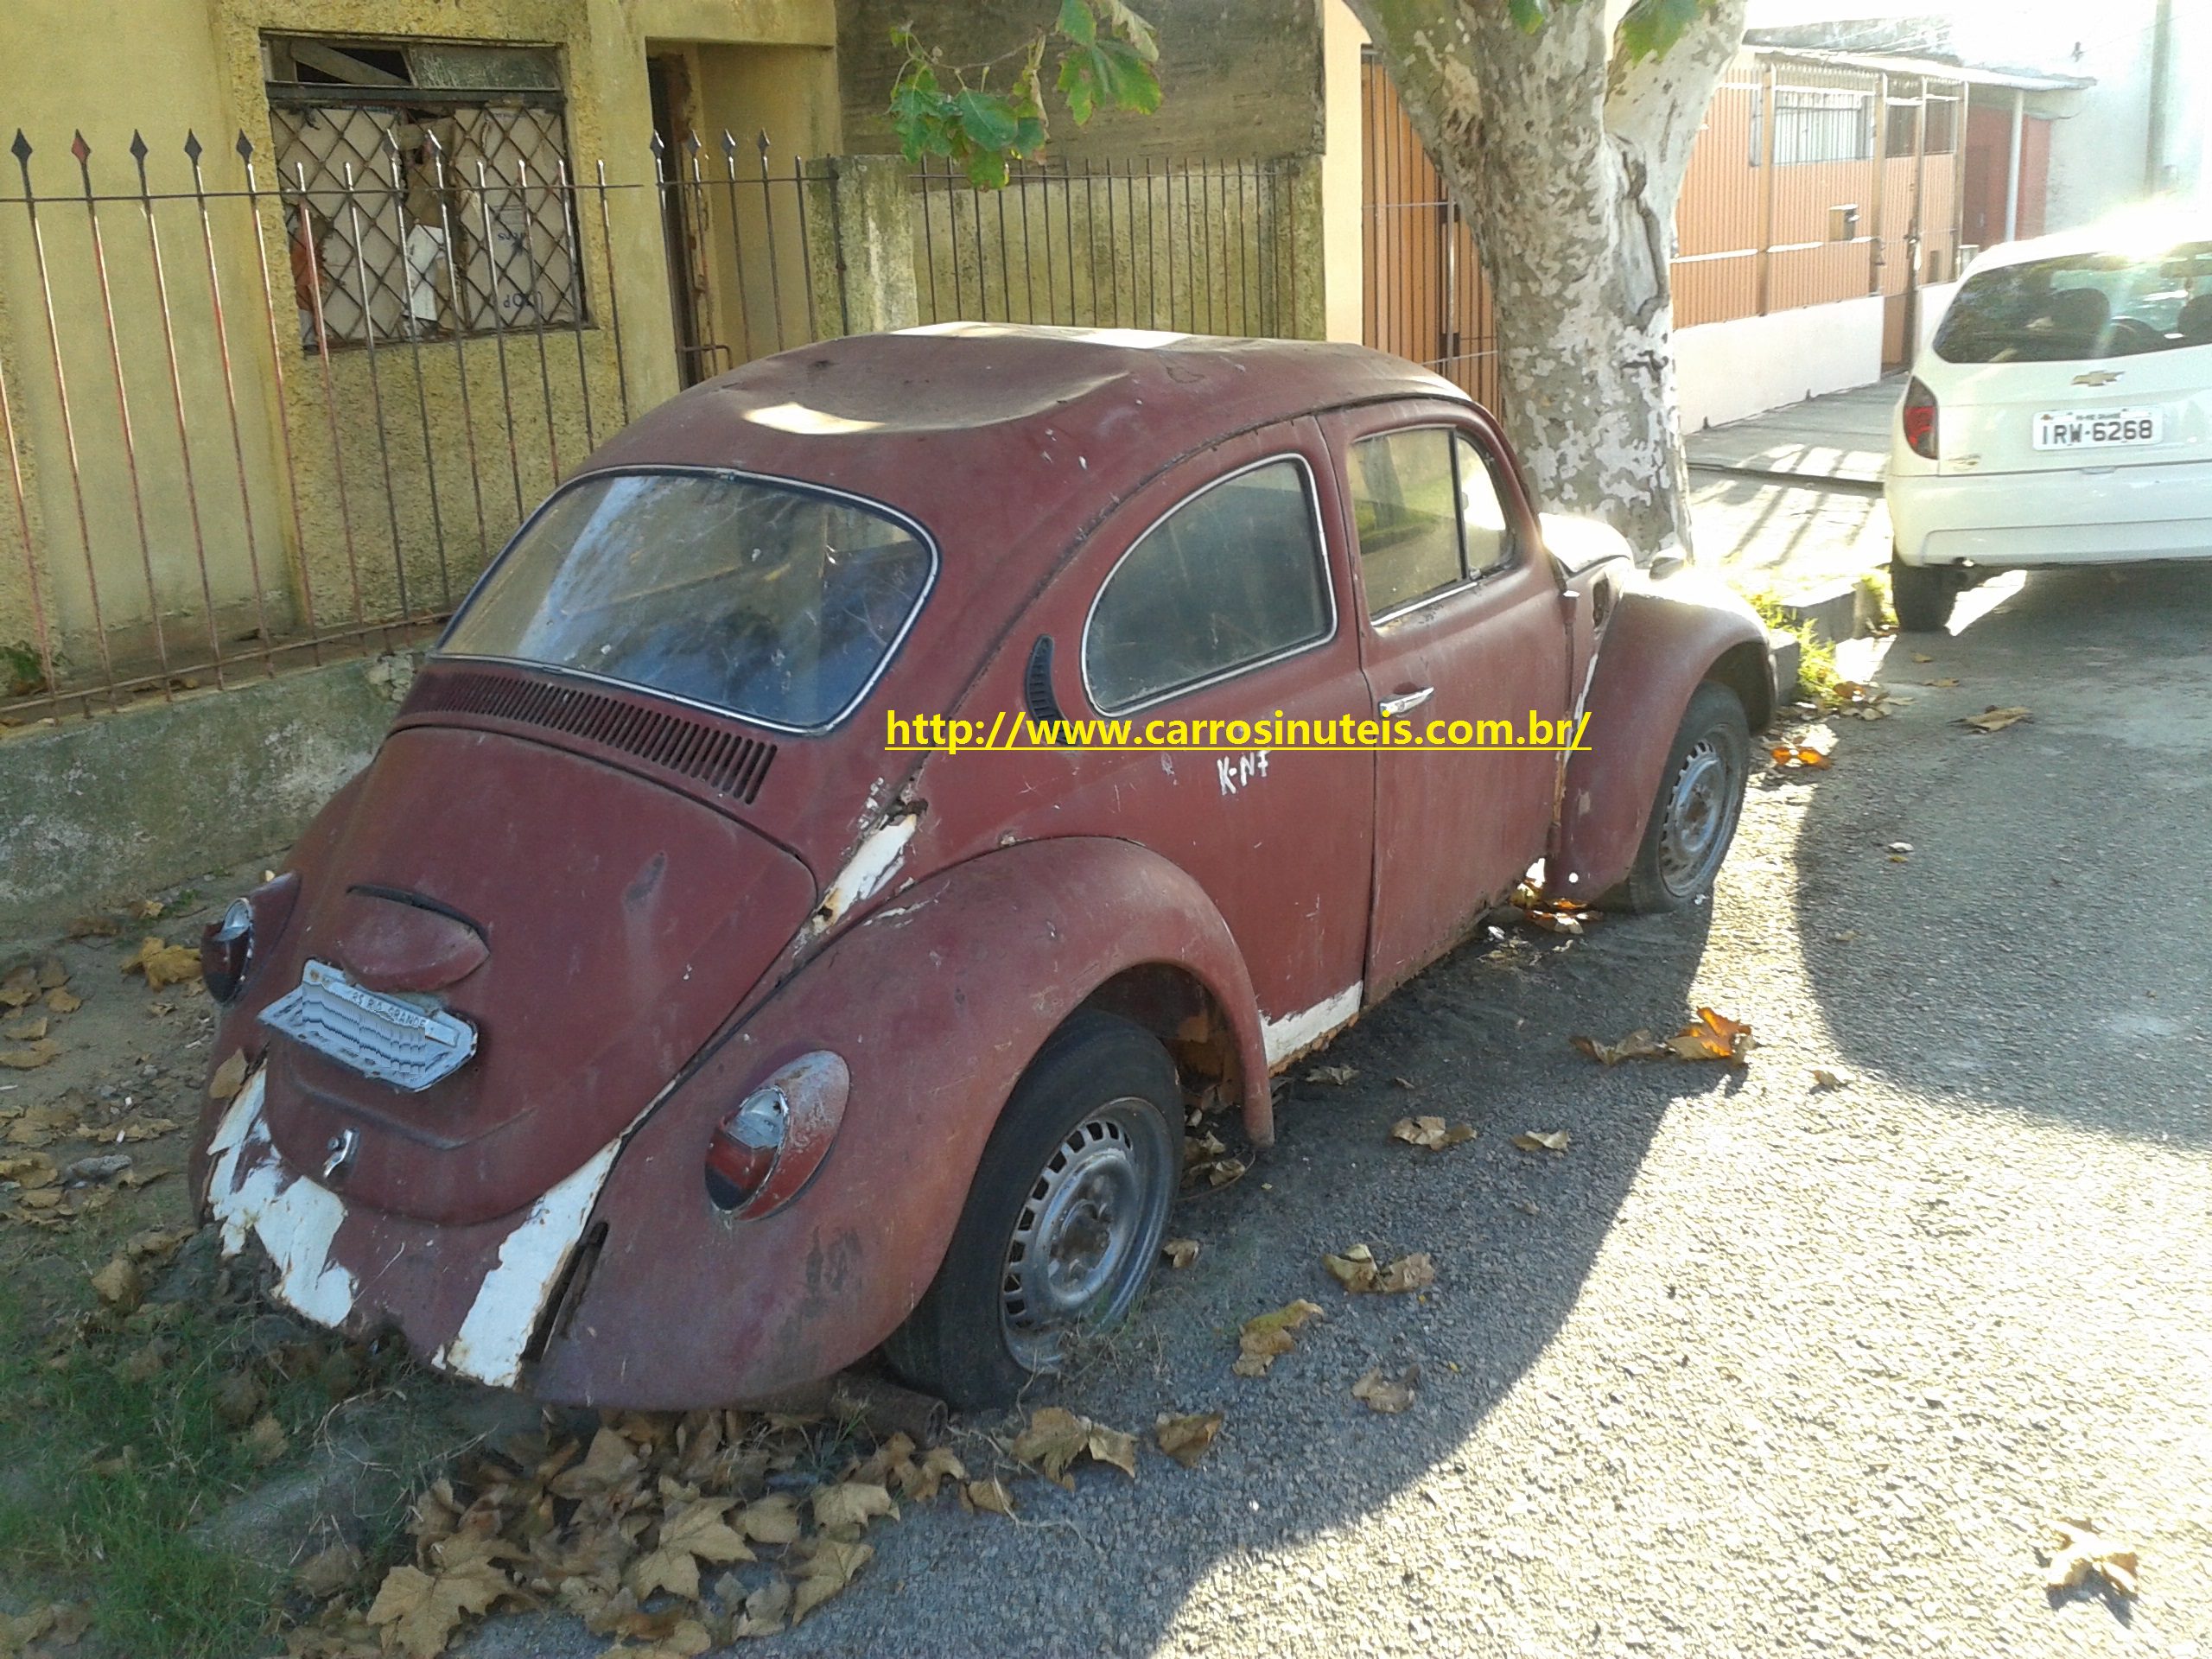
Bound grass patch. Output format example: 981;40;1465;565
0;1249;447;1658
1739;588;1841;704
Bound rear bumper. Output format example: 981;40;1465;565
1887;461;2212;568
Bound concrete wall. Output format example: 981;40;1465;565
1674;293;1885;431
835;0;1325;162
0;653;410;944
1319;0;1365;346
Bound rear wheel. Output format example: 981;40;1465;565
1891;552;1958;632
1612;681;1750;914
884;1011;1183;1409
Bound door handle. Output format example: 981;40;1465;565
1378;687;1433;716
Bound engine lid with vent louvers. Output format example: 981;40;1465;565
402;668;776;804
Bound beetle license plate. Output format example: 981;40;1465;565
2032;408;2161;450
259;958;478;1091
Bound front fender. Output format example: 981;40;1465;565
1550;575;1772;899
531;836;1268;1408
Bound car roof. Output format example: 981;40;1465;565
580;324;1465;533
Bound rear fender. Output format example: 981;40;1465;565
1550;576;1773;900
531;836;1267;1407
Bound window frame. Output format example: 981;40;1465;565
1078;451;1339;719
1351;422;1522;628
433;464;943;737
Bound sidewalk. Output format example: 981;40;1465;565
1685;375;1901;490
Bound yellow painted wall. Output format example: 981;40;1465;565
0;0;836;693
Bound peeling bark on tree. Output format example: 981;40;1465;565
1347;0;1748;559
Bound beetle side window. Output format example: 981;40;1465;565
1348;429;1462;613
1084;458;1332;714
1349;428;1516;619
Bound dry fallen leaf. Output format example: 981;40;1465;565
963;1477;1016;1516
208;1050;248;1102
734;1492;802;1545
1769;744;1833;770
734;1575;793;1638
1925;677;1961;688
811;1479;895;1534
1512;1130;1570;1154
1205;1156;1248;1189
1389;1115;1475;1151
1811;1067;1851;1090
1162;1237;1200;1268
130;898;165;921
1572;1029;1668;1065
44;986;83;1014
367;1558;512;1659
791;1538;873;1624
1154;1412;1224;1468
1352;1363;1419;1414
295;1541;365;1601
1011;1406;1138;1486
0;968;36;1009
122;937;201;989
1233;1299;1324;1376
89;1255;143;1311
2;1013;48;1043
1305;1064;1357;1086
1374;1252;1436;1294
1665;1007;1756;1064
1911;652;1935;664
2044;1521;2138;1599
0;1040;58;1071
896;1446;967;1505
1963;705;2030;734
1324;1243;1377;1292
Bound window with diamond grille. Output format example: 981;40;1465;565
265;37;585;350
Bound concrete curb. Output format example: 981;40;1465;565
0;655;413;948
1688;461;1885;496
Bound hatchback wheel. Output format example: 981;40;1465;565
1612;681;1749;913
1891;553;1958;633
884;1010;1183;1408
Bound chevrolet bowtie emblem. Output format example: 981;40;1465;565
2072;370;2122;387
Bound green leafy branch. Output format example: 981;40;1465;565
888;1;1162;189
1503;0;1721;61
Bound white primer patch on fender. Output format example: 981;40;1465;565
807;813;919;937
1261;982;1363;1068
205;1071;358;1327
435;1140;621;1388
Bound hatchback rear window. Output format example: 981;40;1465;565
440;472;933;731
1934;242;2212;364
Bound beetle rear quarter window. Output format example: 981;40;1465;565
439;472;932;730
1349;428;1516;619
1084;458;1332;715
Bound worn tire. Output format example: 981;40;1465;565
883;1010;1183;1410
1891;553;1958;633
1611;681;1750;914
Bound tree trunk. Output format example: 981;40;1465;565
1348;0;1747;560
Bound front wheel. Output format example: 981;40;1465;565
1611;681;1750;914
884;1011;1183;1409
1891;553;1958;632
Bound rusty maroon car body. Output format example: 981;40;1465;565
188;326;1773;1408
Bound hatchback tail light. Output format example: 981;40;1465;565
1902;377;1939;460
705;1087;790;1210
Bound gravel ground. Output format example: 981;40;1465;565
463;558;2212;1659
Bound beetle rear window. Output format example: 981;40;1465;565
440;472;933;730
1084;458;1332;714
1934;242;2212;364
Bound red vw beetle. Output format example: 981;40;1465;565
189;326;1771;1408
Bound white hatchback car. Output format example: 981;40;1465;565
1886;217;2212;631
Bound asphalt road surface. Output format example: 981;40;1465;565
473;557;2212;1659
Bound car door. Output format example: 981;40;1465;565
1065;419;1377;1064
1327;402;1573;999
